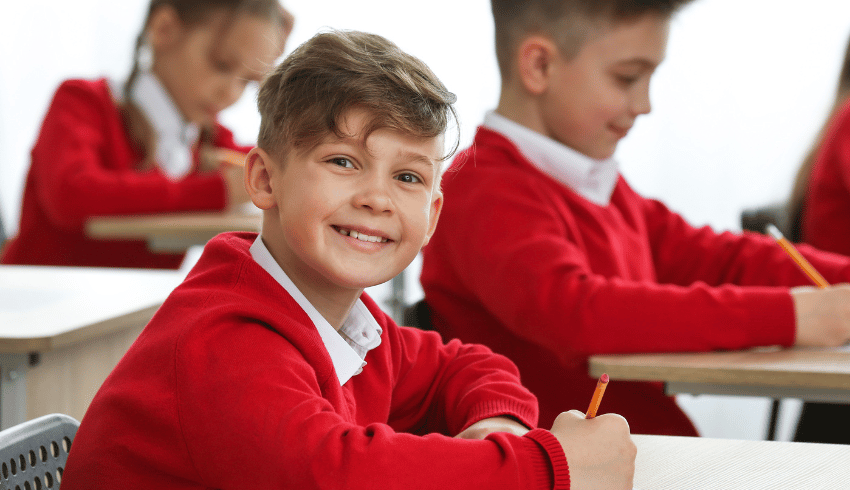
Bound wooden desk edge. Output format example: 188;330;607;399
0;305;158;354
588;354;850;390
86;213;261;238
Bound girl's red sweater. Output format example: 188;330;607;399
2;78;244;269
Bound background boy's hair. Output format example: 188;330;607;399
257;29;458;161
491;0;694;81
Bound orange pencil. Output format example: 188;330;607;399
766;224;830;289
585;373;609;419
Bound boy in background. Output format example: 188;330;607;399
61;30;635;490
421;0;850;436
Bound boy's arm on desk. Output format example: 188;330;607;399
642;198;850;288
431;171;794;358
385;322;539;436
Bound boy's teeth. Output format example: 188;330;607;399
341;228;387;243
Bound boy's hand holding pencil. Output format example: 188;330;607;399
546;374;635;490
765;224;850;347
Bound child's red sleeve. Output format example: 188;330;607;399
373;312;539;435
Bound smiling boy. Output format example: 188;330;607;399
249;104;444;327
420;0;850;437
61;30;636;490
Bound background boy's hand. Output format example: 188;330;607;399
454;416;530;439
550;410;635;490
791;284;850;347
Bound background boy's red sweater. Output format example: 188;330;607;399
803;98;850;255
62;232;570;490
421;128;850;436
1;78;243;269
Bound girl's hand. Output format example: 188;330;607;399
220;158;251;209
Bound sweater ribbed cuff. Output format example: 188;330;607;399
525;428;570;490
461;399;539;434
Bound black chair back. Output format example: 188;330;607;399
402;300;433;331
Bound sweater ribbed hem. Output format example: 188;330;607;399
525;428;570;490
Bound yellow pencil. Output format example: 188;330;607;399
766;224;830;289
585;373;609;419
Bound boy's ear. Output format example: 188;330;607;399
421;191;443;248
244;147;278;210
516;36;559;96
146;5;183;52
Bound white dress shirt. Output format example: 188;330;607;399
483;111;620;205
110;71;200;179
249;235;383;386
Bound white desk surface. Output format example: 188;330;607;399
633;434;850;489
0;265;184;352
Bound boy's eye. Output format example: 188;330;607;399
615;74;639;86
331;157;355;168
396;173;422;184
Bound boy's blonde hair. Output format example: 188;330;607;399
491;0;693;81
257;30;458;162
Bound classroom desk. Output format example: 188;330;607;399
0;265;184;429
86;210;261;253
589;347;850;403
632;434;850;489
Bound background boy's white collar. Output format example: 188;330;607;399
483;111;619;206
249;235;382;386
110;72;199;179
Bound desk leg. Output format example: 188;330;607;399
766;399;781;440
389;271;406;324
0;353;29;430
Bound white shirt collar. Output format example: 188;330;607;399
111;71;199;179
249;235;382;386
483;111;619;205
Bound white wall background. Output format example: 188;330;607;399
3;0;850;440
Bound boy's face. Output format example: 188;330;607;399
254;107;444;295
540;14;669;159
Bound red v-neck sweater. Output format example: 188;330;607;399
421;127;850;436
803;98;850;255
1;78;245;269
62;232;570;490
